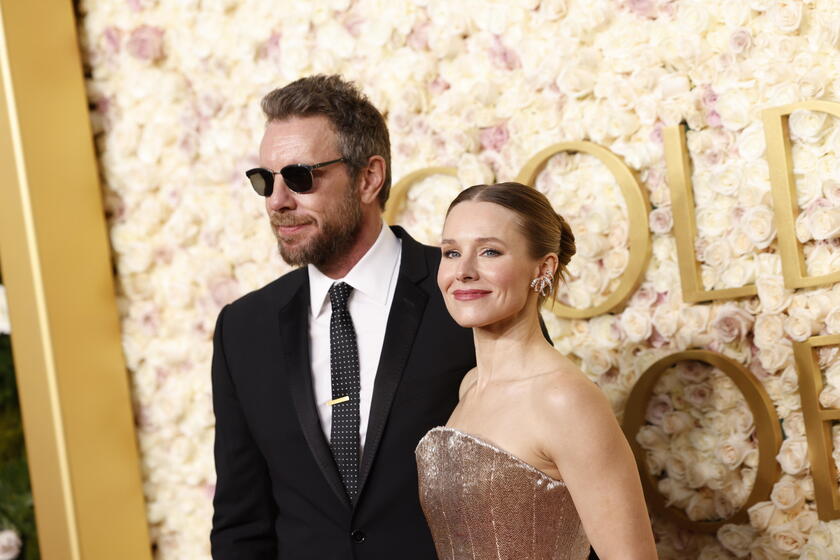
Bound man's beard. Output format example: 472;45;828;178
273;188;363;268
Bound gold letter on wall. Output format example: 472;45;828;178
515;142;652;319
664;124;758;303
0;3;151;558
763;100;840;289
622;350;782;532
794;334;840;520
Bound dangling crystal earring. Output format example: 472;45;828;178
529;271;553;297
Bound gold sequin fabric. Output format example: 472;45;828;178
416;427;590;560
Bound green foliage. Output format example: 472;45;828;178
0;333;40;559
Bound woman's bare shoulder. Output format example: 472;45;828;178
458;367;478;399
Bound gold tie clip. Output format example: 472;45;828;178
325;395;350;406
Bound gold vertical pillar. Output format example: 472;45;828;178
0;3;151;559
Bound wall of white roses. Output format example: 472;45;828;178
75;0;840;558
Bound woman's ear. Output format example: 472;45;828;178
541;253;559;277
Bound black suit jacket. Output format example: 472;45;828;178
211;226;476;559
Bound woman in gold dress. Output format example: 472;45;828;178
415;182;657;560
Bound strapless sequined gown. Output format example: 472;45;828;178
416;426;590;560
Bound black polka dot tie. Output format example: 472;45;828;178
328;282;361;500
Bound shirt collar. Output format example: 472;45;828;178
308;223;401;317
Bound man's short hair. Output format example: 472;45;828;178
261;75;392;209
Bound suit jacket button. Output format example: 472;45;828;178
351;530;366;543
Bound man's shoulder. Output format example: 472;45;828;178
224;267;307;319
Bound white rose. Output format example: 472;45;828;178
716;437;752;470
718;523;756;557
619;307;652;343
784;309;816;342
771;1;803;33
456;153;494;186
588;315;623;349
739;205;776;249
789;110;828;143
662;411;694;435
809;206;840;241
716;91;753;131
652;305;679;338
696;206;733;237
0;530;21;560
753;314;785;349
686;489;716;521
800;543;832;560
748;501;778;531
700;238;731;268
755;275;792;314
581;349;613;376
719;256;756;289
636;425;668;451
826;306;840;334
770;476;805;511
777;437;809;475
737;121;766;160
602;248;629;279
758;340;793;373
769;521;807;556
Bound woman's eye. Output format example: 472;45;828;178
481;248;501;257
443;249;460;258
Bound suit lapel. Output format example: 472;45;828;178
357;228;430;499
279;280;351;509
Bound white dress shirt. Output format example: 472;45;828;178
307;223;402;453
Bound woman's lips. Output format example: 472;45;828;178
453;289;491;301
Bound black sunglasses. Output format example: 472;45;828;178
245;158;347;196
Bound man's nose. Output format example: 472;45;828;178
266;175;295;212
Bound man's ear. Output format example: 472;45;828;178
357;155;386;205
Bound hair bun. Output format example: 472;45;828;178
556;213;576;267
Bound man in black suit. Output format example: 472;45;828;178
210;75;475;559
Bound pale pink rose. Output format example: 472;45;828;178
0;530;21;560
662;411;694;434
729;28;752;53
770;476;805;511
628;283;658;308
126;25;165;62
479;122;509;152
712;302;753;343
684;382;712;408
676;360;711;384
777;438;809;475
649;206;673;234
717;523;756;557
782;412;805;438
624;0;657;18
489;35;521;71
645;393;673;425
